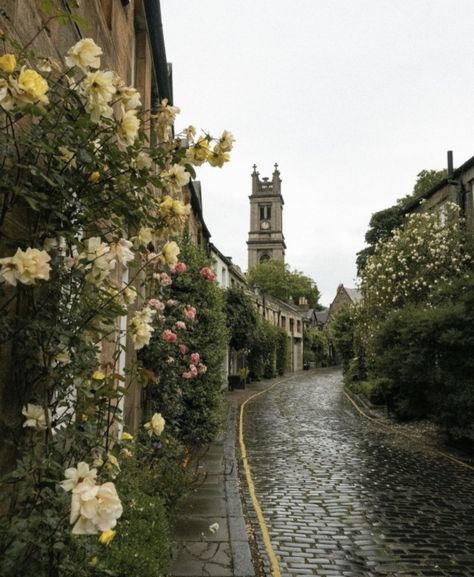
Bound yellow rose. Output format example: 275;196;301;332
161;241;180;266
89;171;100;183
160;195;175;217
98;529;116;546
92;370;105;380
0;53;16;73
120;431;134;441
119;109;140;145
18;68;49;103
208;149;230;168
191;138;210;163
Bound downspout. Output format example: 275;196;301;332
143;0;172;106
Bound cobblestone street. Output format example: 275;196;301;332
242;369;474;577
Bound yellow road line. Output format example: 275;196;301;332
239;379;288;577
344;389;474;472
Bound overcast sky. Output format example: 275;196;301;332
161;0;474;306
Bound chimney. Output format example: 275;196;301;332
298;296;309;310
447;150;454;180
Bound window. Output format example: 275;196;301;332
297;320;301;333
259;204;271;220
259;252;270;263
281;316;286;329
290;319;294;333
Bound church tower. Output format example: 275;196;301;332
247;163;286;270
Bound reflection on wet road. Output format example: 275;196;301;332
242;369;474;577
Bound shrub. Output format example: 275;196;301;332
373;274;474;437
97;460;172;577
276;329;289;375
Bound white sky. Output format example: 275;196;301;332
161;0;474;306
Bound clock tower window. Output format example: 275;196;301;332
259;205;271;221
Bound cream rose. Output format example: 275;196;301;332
144;412;165;437
65;38;102;71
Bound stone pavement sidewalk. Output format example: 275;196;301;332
170;386;260;577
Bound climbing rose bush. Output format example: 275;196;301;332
0;31;233;576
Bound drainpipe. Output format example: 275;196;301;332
143;0;172;106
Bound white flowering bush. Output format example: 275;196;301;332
0;29;233;577
358;202;471;356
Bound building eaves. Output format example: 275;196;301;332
403;153;474;212
189;181;211;241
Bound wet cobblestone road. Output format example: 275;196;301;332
242;369;474;577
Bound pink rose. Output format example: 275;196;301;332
188;364;198;377
182;370;193;379
171;262;187;274
174;321;187;331
148;298;165;311
184;305;196;321
199;267;216;281
159;273;172;286
198;363;207;374
179;344;188;354
166;299;178;308
162;330;177;343
190;352;200;365
146;251;159;263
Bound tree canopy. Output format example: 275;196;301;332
247;259;321;308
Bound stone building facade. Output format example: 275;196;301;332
326;284;362;324
247;164;286;269
404;152;474;231
252;293;304;372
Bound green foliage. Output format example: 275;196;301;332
356;205;404;274
330;307;355;372
275;329;289;376
401;169;447;206
345;378;387;406
225;287;258;351
95;454;181;577
304;327;330;367
97;490;169;577
248;318;285;380
372;274;474;438
247;260;321;307
140;237;228;446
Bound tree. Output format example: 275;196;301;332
247;260;321;307
400;169;447;206
356;205;404;274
